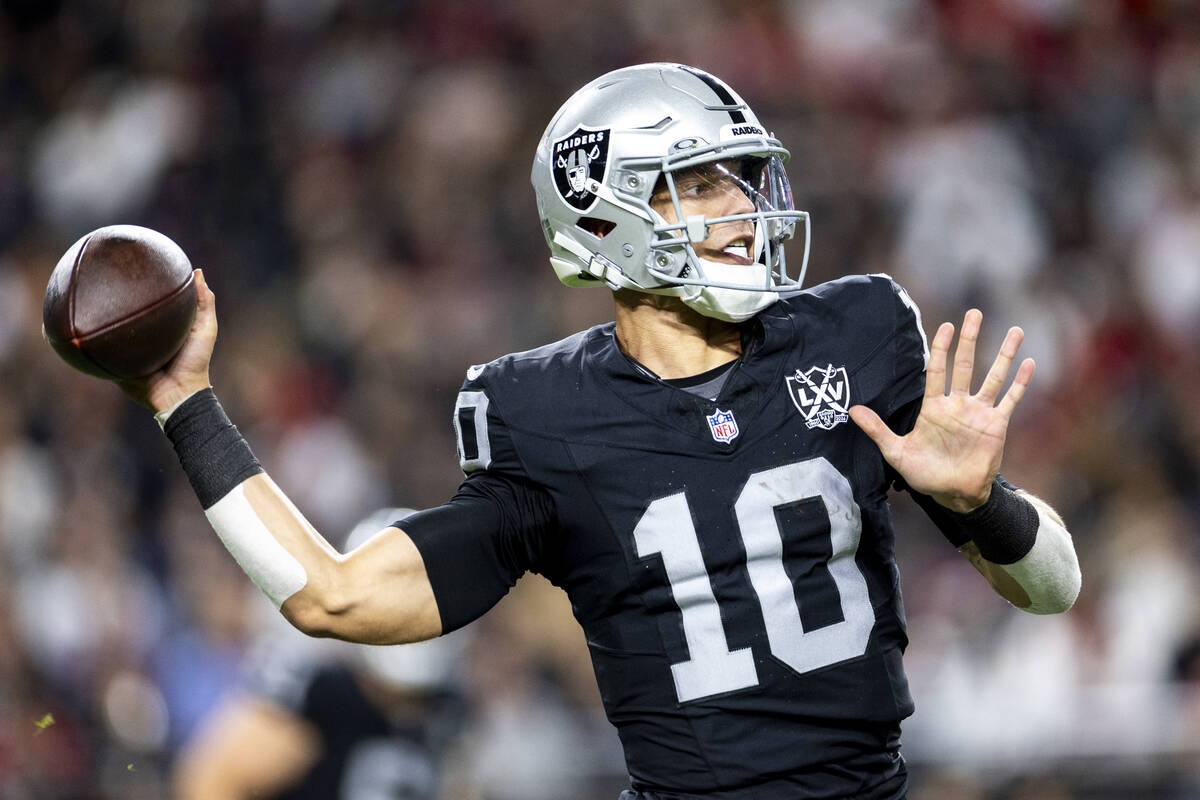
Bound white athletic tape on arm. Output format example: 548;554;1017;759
204;484;308;609
996;503;1081;615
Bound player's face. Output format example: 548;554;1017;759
651;160;758;266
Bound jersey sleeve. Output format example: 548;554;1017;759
451;369;516;475
833;275;928;428
401;365;558;633
877;275;929;418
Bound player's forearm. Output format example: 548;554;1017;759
159;389;329;605
995;491;1080;614
956;487;1081;614
220;472;347;619
158;389;440;641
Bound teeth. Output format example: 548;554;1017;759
722;244;749;258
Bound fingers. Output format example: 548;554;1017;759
849;405;901;462
924;321;954;400
950;309;982;394
929;311;1031;410
976;326;1024;405
997;357;1036;419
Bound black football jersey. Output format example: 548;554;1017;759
407;274;928;798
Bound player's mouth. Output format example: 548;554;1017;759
705;236;754;265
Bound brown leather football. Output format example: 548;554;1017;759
43;225;197;380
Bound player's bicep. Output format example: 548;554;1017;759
319;524;444;644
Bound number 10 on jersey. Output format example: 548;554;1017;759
633;458;875;703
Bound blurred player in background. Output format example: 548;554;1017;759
172;508;468;800
122;64;1080;799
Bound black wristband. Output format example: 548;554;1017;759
944;479;1040;565
162;389;263;509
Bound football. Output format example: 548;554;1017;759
42;225;197;380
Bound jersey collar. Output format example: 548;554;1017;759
583;308;803;447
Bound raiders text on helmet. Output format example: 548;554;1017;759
531;63;811;322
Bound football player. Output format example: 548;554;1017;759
122;64;1080;799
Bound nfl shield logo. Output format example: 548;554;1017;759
786;364;851;430
706;408;739;443
551;125;610;212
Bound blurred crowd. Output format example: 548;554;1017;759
1;0;1199;798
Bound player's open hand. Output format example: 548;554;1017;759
117;269;217;414
848;309;1035;513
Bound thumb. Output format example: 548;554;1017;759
194;268;214;314
189;269;217;341
849;405;900;460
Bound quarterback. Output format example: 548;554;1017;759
124;64;1080;799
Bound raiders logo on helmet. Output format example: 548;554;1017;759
551;126;610;211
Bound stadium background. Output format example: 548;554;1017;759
1;0;1199;797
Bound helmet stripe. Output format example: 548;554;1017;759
679;66;747;124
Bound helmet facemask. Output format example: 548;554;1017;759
642;153;808;321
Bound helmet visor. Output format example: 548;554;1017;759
713;156;796;243
654;156;799;249
649;154;807;290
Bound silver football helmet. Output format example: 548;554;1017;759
531;63;810;322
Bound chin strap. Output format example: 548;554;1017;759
678;257;779;322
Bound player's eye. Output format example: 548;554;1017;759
676;166;726;196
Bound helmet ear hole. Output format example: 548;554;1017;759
578;217;616;238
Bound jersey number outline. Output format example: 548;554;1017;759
454;391;492;472
633;457;873;702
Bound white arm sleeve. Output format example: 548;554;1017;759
993;494;1081;615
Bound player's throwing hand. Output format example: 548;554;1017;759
117;269;218;415
848;309;1036;513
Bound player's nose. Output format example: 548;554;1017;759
716;188;755;233
710;188;758;235
719;184;755;217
